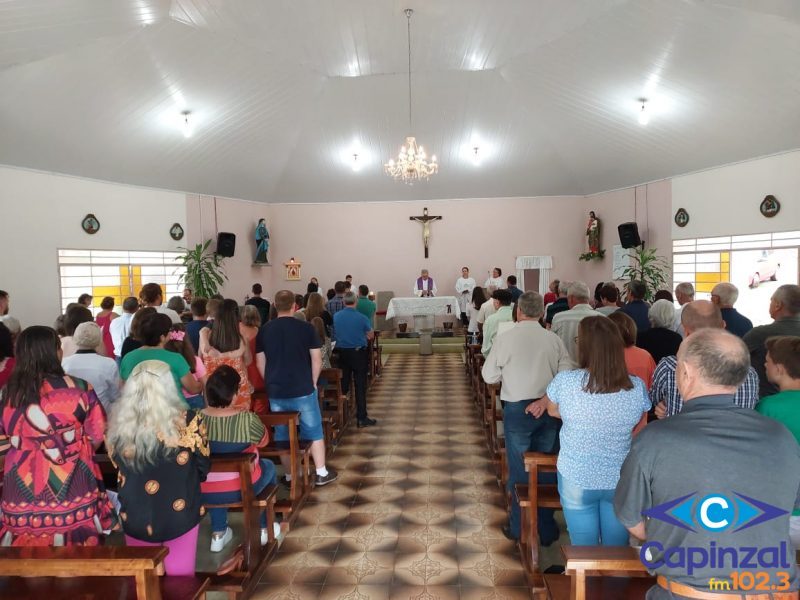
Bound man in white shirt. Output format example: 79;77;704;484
476;288;498;333
672;282;694;337
110;296;138;361
481;289;514;357
482;291;573;542
455;267;476;326
140;282;181;324
551;281;603;362
412;269;437;297
62;322;120;412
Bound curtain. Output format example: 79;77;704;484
515;256;553;295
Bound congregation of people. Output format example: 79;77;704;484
0;278;379;576
472;275;800;597
2;272;800;598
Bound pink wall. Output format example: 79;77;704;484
186;194;275;303
264;196;587;299
581;179;673;288
185;183;673;302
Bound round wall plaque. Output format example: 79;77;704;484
760;195;780;218
170;223;185;240
81;213;100;234
674;208;689;227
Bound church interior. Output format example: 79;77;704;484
1;2;800;599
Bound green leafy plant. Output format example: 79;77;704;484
620;246;670;302
177;240;228;298
579;249;606;261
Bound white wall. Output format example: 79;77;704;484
672;151;800;239
0;166;186;327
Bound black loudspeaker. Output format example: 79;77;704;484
618;222;642;249
216;232;236;257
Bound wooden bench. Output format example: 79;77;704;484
199;453;279;600
319;368;348;448
0;546;209;600
517;452;561;591
543;545;653;600
259;412;312;523
369;331;382;383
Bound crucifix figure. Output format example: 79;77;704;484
409;207;443;258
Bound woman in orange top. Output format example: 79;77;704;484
199;299;252;410
607;311;656;389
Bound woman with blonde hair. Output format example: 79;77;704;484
200;299;252;410
107;360;209;575
304;292;333;334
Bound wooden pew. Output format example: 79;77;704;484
259;412;312;523
543;546;653;600
0;546;209;600
470;347;485;406
319;368;348;447
517;452;561;591
368;331;382;383
199;453;279;600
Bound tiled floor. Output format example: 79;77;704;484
251;353;532;599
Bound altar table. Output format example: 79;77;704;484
385;296;460;321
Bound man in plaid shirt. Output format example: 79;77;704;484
653;300;759;418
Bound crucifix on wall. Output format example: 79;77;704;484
409;207;443;258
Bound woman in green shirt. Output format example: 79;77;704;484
119;313;202;399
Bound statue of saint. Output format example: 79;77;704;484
255;218;270;264
586;211;600;254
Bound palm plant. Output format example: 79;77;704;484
621;246;670;302
177;240;228;298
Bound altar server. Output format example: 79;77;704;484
485;267;504;290
455;267;476;325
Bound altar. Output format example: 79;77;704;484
385;296;459;330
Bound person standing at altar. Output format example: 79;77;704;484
413;269;437;297
485;267;504;290
455;267;476;326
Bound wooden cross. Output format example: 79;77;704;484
409;207;443;258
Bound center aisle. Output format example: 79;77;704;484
255;353;531;599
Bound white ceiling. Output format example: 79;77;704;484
1;0;799;203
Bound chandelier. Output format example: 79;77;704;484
384;9;438;184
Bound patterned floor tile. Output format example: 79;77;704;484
256;354;529;597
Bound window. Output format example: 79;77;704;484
673;231;800;326
58;249;186;315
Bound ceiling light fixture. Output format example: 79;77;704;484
352;153;361;172
472;146;481;165
637;99;650;126
181;110;193;137
384;9;438;184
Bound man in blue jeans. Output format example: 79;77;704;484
482;291;574;542
256;290;337;486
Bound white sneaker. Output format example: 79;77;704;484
210;527;233;552
260;523;282;546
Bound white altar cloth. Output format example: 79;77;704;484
385;296;460;320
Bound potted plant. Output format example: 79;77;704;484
177;240;228;298
620;246;670;302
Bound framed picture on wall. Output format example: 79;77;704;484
81;213;100;234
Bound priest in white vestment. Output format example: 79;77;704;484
413;269;438;297
455;267;476;325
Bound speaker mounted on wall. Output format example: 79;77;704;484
617;222;642;249
216;232;236;257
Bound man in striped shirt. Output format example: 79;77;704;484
653;300;759;418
